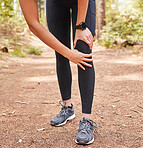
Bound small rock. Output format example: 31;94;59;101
122;124;126;127
126;92;130;95
1;47;9;52
37;128;45;132
2;65;8;69
112;105;116;108
124;115;132;118
18;139;22;143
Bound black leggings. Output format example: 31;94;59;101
46;0;96;114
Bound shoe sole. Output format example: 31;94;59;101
75;137;94;145
54;113;76;127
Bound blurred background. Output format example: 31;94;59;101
0;0;143;57
0;1;143;147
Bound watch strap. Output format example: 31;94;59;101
75;25;82;29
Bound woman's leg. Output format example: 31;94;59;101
72;0;97;144
72;0;96;115
46;0;72;105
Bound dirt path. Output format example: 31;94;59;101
0;40;143;148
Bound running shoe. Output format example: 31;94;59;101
75;117;98;145
50;101;75;126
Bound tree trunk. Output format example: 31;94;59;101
96;0;106;40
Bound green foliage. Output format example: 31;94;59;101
106;0;120;23
100;8;143;48
0;0;44;58
22;46;43;55
133;0;143;12
0;40;10;47
27;47;43;55
8;45;42;57
0;0;15;19
0;0;27;35
40;11;45;25
10;48;26;58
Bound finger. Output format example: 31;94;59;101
83;58;93;62
90;34;93;41
90;42;93;49
87;38;92;49
80;61;92;67
83;53;92;58
77;63;85;70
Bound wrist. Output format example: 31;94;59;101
63;47;72;59
75;22;87;30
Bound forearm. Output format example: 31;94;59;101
76;0;89;25
29;22;71;58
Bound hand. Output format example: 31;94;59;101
68;49;93;70
74;28;93;50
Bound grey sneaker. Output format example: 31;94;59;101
75;117;98;145
50;102;75;126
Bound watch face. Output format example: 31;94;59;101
81;22;87;30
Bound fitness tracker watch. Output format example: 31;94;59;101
75;22;87;30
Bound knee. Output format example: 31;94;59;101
74;40;91;54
